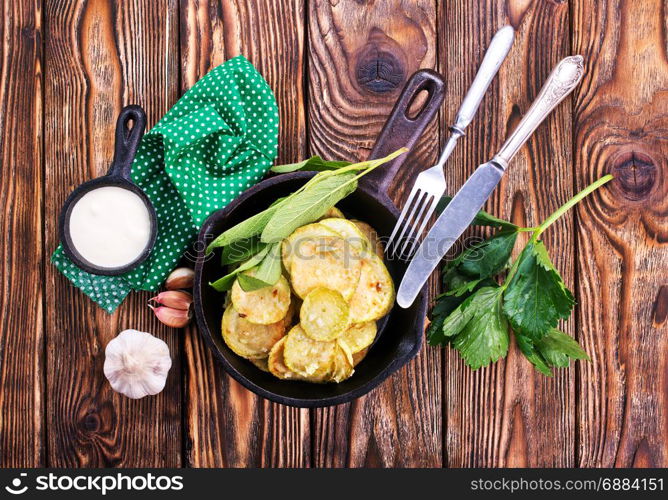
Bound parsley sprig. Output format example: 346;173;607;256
428;175;613;375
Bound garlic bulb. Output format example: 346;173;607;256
104;329;172;399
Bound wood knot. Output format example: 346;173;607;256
609;151;657;201
81;411;100;432
355;28;406;94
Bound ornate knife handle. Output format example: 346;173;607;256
493;55;585;169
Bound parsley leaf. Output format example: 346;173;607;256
427;294;468;345
503;241;575;339
516;329;589;376
440;286;510;369
457;229;518;279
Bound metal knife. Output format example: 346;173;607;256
396;55;586;308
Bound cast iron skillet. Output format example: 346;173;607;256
194;70;446;407
59;105;157;276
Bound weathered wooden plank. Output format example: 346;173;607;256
44;0;181;467
307;0;442;467
180;0;310;467
441;0;576;466
0;0;44;467
571;0;668;467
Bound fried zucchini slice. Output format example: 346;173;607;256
330;343;354;382
231;273;291;324
352;347;369;367
290;236;362;300
251;357;269;372
282;223;339;275
283;324;337;381
319;206;344;219
300;288;350;341
347;252;394;323
350;219;384;257
318;218;370;253
267;337;308;380
221;304;287;360
337;321;377;353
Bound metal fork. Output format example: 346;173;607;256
386;25;515;259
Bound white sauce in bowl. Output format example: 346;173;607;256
68;186;152;268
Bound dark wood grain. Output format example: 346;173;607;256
44;0;181;467
0;0;665;469
571;0;668;467
440;0;576;466
0;0;44;467
180;0;310;467
307;0;442;467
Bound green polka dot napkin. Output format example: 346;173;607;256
52;56;279;312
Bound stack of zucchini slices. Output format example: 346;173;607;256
221;208;395;383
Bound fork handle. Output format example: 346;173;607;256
493;55;585;168
452;25;515;133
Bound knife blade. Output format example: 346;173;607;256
396;55;585;308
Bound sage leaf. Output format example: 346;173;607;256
253;243;282;286
271;156;351;174
209;245;271;292
220;236;267;265
206;203;283;254
260;172;358;243
237;272;272;292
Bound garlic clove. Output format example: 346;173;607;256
148;303;192;328
165;267;194;290
149;290;193;311
104;329;172;399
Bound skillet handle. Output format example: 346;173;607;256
365;69;445;197
108;105;147;180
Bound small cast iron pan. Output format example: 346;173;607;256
194;70;446;407
59;105;157;276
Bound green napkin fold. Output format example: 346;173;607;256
52;55;279;312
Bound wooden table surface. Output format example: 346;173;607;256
1;0;666;468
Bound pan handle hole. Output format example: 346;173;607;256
406;89;429;120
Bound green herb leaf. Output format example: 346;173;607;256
515;334;553;376
220;237;267;265
270;156;352;174
440;286;510;369
436;196;518;230
516;329;589;376
253;243;282;286
209;245;271;292
237;272;272;292
206;204;282;254
260;172;358;243
427;294;469;345
535;329;589;366
446;278;486;297
458;230;518;279
502;241;575;339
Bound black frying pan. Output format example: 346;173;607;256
194;70;446;407
59;105;157;276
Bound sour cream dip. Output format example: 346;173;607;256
68;186;152;268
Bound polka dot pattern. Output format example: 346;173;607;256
51;56;279;313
